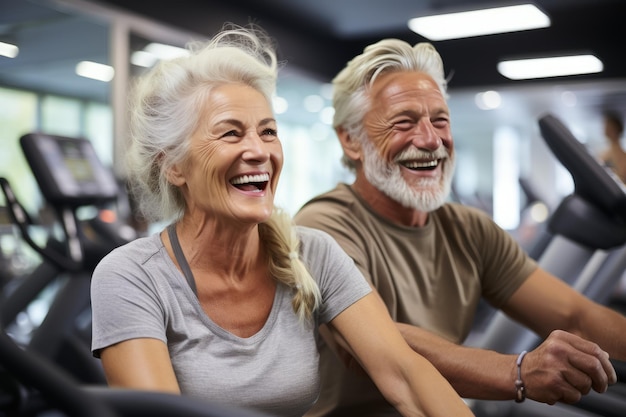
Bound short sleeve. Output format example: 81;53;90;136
90;245;167;357
296;226;372;324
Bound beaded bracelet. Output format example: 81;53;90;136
514;350;528;403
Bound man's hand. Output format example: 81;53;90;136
523;329;617;404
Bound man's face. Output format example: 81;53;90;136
360;71;455;212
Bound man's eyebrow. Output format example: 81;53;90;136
429;105;450;117
390;108;449;118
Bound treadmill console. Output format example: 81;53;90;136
20;133;118;207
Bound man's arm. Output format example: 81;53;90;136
397;322;520;400
395;265;623;405
503;267;626;361
398;323;614;404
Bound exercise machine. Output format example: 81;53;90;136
0;132;136;384
471;113;626;417
0;312;271;417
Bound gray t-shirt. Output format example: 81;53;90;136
91;225;371;417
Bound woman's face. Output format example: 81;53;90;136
170;83;283;225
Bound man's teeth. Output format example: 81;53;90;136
402;160;438;169
231;173;270;185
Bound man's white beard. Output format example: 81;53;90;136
361;137;455;212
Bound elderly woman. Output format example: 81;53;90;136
90;24;473;417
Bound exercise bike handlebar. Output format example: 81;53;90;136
0;177;82;272
0;320;272;417
0;330;118;417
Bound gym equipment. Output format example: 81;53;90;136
0;133;273;417
471;114;626;417
0;307;272;417
0;132;137;384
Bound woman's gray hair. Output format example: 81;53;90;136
126;23;279;223
332;40;448;171
125;24;322;321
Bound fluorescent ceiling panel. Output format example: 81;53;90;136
408;4;550;40
144;43;189;60
75;61;115;82
0;41;19;58
497;55;603;80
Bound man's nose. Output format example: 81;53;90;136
412;120;442;151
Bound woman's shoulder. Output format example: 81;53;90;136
295;225;353;272
95;232;164;270
295;225;336;247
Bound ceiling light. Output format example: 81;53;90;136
130;43;189;68
144;42;189;60
131;50;158;68
75;61;115;82
0;41;19;58
408;4;550;41
497;55;603;80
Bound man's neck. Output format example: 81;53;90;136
351;176;429;227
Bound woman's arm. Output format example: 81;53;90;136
327;292;474;417
100;338;180;393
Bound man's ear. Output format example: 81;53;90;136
336;127;362;163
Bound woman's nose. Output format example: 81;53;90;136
242;133;270;162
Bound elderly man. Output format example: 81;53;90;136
295;38;626;417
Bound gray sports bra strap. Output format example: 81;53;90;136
167;224;198;296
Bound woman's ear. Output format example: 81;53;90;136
336;127;362;163
166;163;186;186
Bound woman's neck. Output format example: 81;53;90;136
172;216;264;279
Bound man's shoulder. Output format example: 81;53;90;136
298;183;354;207
294;183;371;241
436;202;493;223
296;184;356;220
435;203;513;248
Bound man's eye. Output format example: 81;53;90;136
394;120;413;129
261;128;278;138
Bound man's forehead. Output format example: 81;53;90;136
370;71;444;100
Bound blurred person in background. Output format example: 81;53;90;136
599;111;626;183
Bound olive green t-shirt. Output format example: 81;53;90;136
295;183;537;417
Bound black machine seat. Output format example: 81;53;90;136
538;114;626;249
